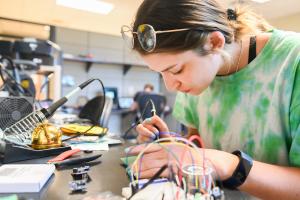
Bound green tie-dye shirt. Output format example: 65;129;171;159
173;30;300;167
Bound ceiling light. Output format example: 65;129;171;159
251;0;271;3
56;0;114;15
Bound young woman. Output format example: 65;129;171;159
121;0;300;199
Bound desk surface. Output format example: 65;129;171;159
0;143;257;200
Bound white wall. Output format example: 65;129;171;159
56;27;160;106
269;12;300;32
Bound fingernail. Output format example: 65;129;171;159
144;118;152;123
151;133;157;140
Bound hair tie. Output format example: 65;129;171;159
227;8;237;21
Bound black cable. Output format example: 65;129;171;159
61;79;106;142
0;65;23;96
123;99;154;139
39;78;106;123
140;164;168;190
0;57;34;97
36;73;53;109
0;56;25;95
93;78;106;126
62;124;96;142
0;56;46;113
0;64;18;96
128;164;168;200
0;63;39;112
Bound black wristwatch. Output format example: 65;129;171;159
222;150;253;190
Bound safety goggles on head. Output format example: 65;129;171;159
121;24;191;52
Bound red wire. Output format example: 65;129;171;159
188;135;205;148
188;134;210;194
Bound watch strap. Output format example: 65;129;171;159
222;150;253;190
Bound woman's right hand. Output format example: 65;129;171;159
136;115;170;143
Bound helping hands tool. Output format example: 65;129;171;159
1;78;105;146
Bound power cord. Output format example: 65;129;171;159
123;99;156;139
0;62;41;110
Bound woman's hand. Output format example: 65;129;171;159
136;115;170;143
126;142;239;180
127;142;201;178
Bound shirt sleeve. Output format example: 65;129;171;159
289;59;300;166
172;92;199;129
133;92;141;102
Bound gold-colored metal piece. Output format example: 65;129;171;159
31;123;62;150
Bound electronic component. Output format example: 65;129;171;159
69;165;91;193
72;167;91;182
73;165;90;172
211;187;224;200
69;179;87;192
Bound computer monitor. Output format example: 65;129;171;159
118;97;133;109
104;87;119;109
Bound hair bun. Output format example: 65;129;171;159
227;8;237;21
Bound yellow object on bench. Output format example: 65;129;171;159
60;124;108;136
31;123;62;150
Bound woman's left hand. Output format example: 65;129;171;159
126;142;239;180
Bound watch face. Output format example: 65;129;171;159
242;153;253;173
240;151;253;173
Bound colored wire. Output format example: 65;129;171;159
123;99;154;139
189;135;205;148
131;141;182;184
133;135;221;197
130;136;202;186
188;135;208;192
136;141;196;183
133;141;194;182
127;134;222;198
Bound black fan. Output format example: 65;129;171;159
0;97;33;130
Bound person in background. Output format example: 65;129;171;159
130;83;154;112
121;0;300;199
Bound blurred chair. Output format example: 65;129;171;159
136;93;167;120
78;96;113;128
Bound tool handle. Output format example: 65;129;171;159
55;153;102;166
48;148;81;163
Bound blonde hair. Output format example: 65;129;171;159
132;0;272;56
231;6;273;41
